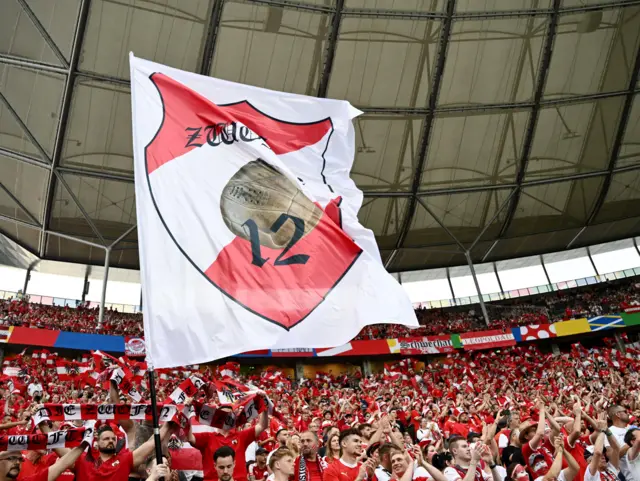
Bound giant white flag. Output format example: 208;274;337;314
130;54;417;368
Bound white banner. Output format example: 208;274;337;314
130;54;417;368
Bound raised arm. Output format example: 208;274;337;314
589;430;605;476
46;443;88;481
530;401;546;450
132;421;173;467
544;409;562;438
461;444;484;481
36;418;70;458
568;402;582;446
110;381;134;433
413;446;448;481
542;438;563;481
0;420;28;431
561;440;580;481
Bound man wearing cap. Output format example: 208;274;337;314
0;439;87;481
520;402;556;481
186;394;268;481
248;449;269;481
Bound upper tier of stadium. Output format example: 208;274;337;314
1;0;640;272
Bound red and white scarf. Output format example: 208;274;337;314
33;403;189;428
0;427;93;452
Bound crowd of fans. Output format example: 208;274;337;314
0;300;144;336
1;278;639;342
1;337;640;481
356;278;640;340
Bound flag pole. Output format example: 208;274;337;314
147;368;164;465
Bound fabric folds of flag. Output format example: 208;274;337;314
130;54;417;368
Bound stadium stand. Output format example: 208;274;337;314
3;277;639;339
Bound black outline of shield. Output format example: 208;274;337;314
143;72;362;331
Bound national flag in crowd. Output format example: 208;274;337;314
169;375;206;404
55;361;90;382
217;362;240;378
130;55;417;368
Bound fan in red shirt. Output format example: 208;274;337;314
0;441;86;481
17;451;73;481
186;396;269;481
248;449;269;481
293;431;327;481
520;403;556;480
323;429;375;481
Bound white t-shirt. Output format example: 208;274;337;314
604;426;629;448
623;450;640;481
582;465;619;481
374;467;392;481
245;441;257;463
410;465;433;481
444;465;491;481
534;471;567;481
417;422;440;441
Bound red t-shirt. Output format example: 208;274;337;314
194;428;256;481
249;464;269;481
19;453;74;481
75;449;134;481
21;467;48;481
323;459;362;481
306;459;323;481
258;429;276;453
521;440;554;480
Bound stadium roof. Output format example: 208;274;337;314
1;0;640;273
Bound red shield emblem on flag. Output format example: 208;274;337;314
144;73;362;330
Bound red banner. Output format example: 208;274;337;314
124;336;146;357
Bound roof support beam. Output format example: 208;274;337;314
0;53;68;75
316;0;344;97
40;0;91;257
0;90;52;163
0;181;41;226
496;0;560;241
0;213;40;230
414;196;467;252
110;225;137;250
46;230;106;250
567;30;640;249
198;0;225;75
56;167;134;183
54;171;107;246
16;0;70;69
467;187;518;254
0;147;51;169
384;0;456;270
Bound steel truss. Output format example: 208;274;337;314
0;0;638;283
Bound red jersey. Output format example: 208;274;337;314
19;453;74;481
323;459;362;481
194;428;256;481
249;464;269;481
21;468;48;481
75;449;134;481
258;429;277;452
521;440;554;480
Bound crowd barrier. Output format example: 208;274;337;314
1;310;639;357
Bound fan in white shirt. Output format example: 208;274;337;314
390;447;447;481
